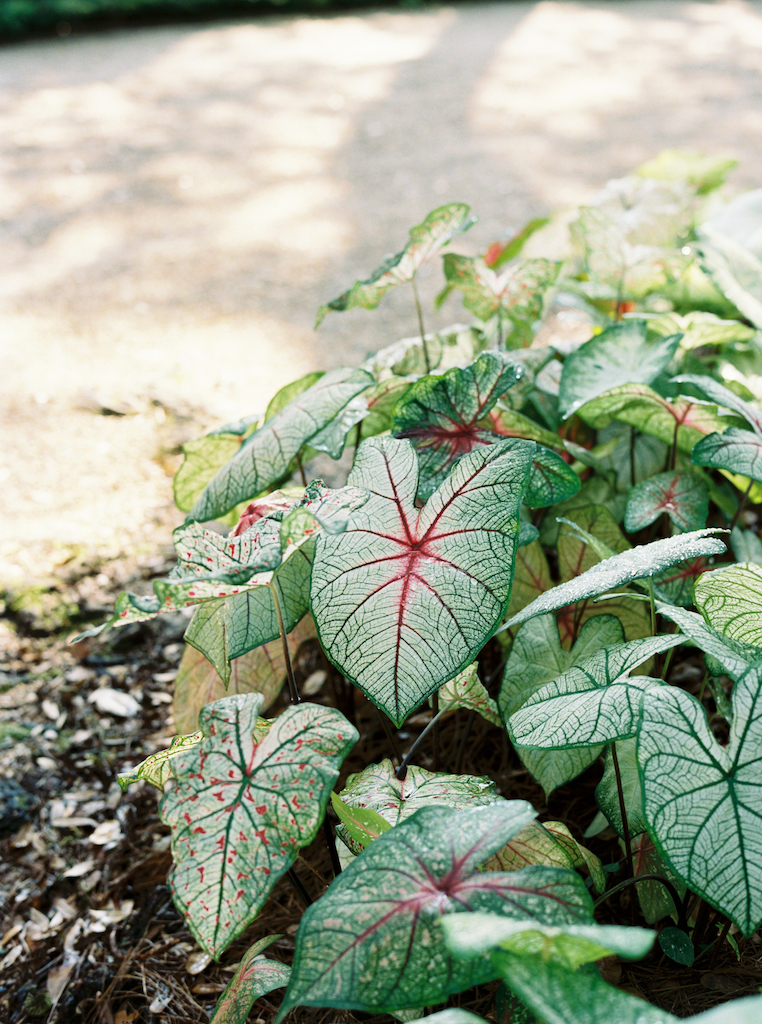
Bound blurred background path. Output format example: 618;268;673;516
2;0;762;585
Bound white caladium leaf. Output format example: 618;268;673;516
558;320;681;421
210;934;291;1024
390;351;523;500
694;562;762;647
675;372;762;436
499;615;624;795
337;758;499;829
692;427;762;482
577;382;736;453
315;203;475;326
624;471;709;533
439;663;500;727
174;421;256;516
277;803;592;1017
118;731;204;791
656;601;762;680
502;529;727;632
594;738;646;839
161;693;358;958
639;666;762;936
189;368;374;522
311;436;534;725
508;633;684;750
696;189;762;330
442;911;654;969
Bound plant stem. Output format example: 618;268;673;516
270;582;300;705
647;578;657;638
610;743;634;882
322;816;342;877
708;917;732;969
496;305;504;349
295;453;307;487
630;426;637;489
594;874;687;933
432;691;440;772
454;709;477;775
376;708;403;766
411;277;431;373
287;867;313;907
396;710;446;780
730;477;754;532
670;419;679;472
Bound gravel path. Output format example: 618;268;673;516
2;0;762;589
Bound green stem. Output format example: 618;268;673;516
611;743;634;883
730;477;754;532
708;917;732;969
411;277;431;374
670;418;679;472
630;426;637;489
594;874;687;932
647;578;657;638
270;582;300;705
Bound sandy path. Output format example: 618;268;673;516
2;0;762;586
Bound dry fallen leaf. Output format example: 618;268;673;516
88;819;123;845
185;950;212;975
88;687;140;718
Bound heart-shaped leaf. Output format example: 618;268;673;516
639;666;762;936
694;563;762;646
631;832;685;924
481;820;605;893
441;253;559;324
160;693;358;957
508;633;683;750
624;471;709;533
576;382;734;452
692;427;762;482
315;203;475;326
502;529;727;632
336;758;499;828
311;436;534;725
594;738;645;838
175;424;255;517
652;556;709;608
656;601;762;680
189;368;373;522
210;934;291;1024
172;615;316;733
390;352;523;499
558;321;681;420
442;911;654;969
439;663;500;727
277;803;592;1017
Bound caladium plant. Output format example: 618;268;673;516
84;162;762;1024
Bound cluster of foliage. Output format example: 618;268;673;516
79;151;762;1023
0;0;399;39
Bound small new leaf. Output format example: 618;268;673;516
624;471;709;533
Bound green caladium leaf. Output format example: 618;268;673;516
442;911;654;969
189;368;374;522
487;406;563;449
482;820;605;893
277;803;592;1017
362;324;488;382
674;372;762;436
652;556;709;608
632;832;685;925
649;309;755;350
311;436;534;725
161;693;358;957
502;529;727;632
117;730;204;791
505;540;552;623
524;446;580;508
639;666;762;936
316;203;475;326
390;352;523;499
441;253;559;324
336;758;499;830
695;562;762;646
183;544;313;686
624;470;709;533
264;372;324;422
594;738;646;838
692;427;762;482
636;150;737;194
576;382;735;452
175;426;254;516
439;663;500;727
508;633;684;750
731;526;762;565
210;934;291;1024
656;601;762;680
360;378;412;440
558;321;681;420
330;791;392;848
172;615;316;733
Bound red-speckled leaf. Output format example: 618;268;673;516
441;253;560;323
311;436;534;725
315;204;475;326
160;693;358;958
277;803;592;1017
190;368;374;522
390;352;522;500
210;934;291;1024
117;731;204;791
439;663;501;727
624;471;709;533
